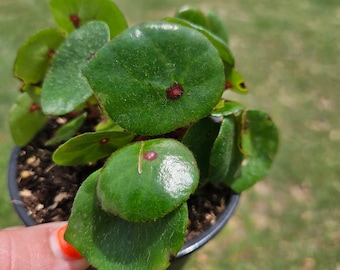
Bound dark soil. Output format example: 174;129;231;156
15;116;231;242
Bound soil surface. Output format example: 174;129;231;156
15;116;232;242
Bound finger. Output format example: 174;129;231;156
0;222;89;270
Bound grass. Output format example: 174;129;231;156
0;0;339;269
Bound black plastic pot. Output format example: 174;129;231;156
168;186;240;269
8;146;240;269
8;147;37;226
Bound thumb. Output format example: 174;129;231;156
0;222;89;270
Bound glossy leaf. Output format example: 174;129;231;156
83;21;224;135
182;117;221;183
209;115;235;184
42;21;110;115
49;0;127;38
97;139;199;222
14;28;64;84
53;130;134;165
164;17;235;67
45;112;87;146
66;170;188;270
227;110;279;193
9;93;48;146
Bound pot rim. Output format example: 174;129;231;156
8;146;37;226
8;146;240;258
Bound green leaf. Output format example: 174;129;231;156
223;126;245;186
14;28;64;84
9;93;48;146
42;21;110;115
225;67;248;94
22;84;42;104
175;7;229;43
95;117;116;132
49;0;127;38
164;17;235;67
83;21;225;135
66;170;188;270
97;138;199;222
45;112;87;146
228;110;279;193
205;10;229;43
212;100;245;117
175;6;209;28
209;115;235;184
182;117;221;183
53;130;135;165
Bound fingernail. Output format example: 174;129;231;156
50;223;83;260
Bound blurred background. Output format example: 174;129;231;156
0;0;339;269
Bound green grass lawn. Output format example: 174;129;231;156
1;0;339;269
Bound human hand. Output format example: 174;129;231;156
0;222;89;270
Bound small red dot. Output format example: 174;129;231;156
143;151;158;161
100;138;109;144
69;14;81;28
166;83;184;100
47;49;55;59
29;103;41;112
225;81;232;89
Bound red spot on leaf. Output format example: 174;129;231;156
100;138;109;144
143;151;158;161
69;14;81;28
29;103;41;112
166;83;184;100
225;81;232;89
47;49;55;59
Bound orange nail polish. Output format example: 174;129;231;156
57;224;83;259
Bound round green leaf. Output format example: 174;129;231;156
228;110;279;192
83;21;225;135
14;28;64;84
9;93;48;146
175;7;229;43
66;170;188;270
52;130;135;165
175;6;209;28
209;115;235;184
205;10;229;43
42;21;110;115
97;138;199;222
50;0;127;38
164;17;235;67
181;117;220;183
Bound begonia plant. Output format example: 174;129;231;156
9;0;279;269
